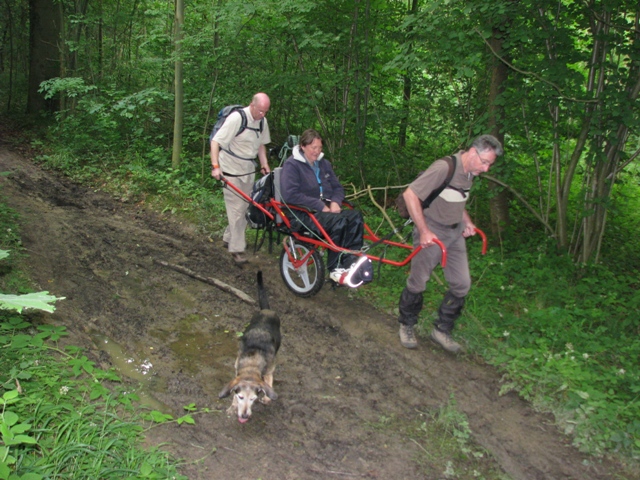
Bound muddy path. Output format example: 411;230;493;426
0;142;624;479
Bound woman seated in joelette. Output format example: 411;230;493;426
279;129;366;285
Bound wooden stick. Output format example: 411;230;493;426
153;259;256;305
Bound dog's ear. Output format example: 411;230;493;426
259;383;278;400
219;378;240;399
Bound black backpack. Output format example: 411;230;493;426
246;172;275;229
395;156;456;219
209;105;264;160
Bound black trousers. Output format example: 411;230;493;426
293;209;364;271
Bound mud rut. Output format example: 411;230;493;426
0;145;621;480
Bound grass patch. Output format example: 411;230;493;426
0;183;189;479
0;314;188;480
366;396;511;479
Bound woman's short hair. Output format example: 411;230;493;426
300;129;323;147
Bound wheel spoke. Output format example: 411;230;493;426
295;263;312;289
280;242;325;297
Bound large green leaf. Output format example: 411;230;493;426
0;292;65;314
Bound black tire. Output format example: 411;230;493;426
279;242;325;297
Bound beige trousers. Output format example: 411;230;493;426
222;174;254;253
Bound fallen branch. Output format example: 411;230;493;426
365;184;406;243
307;467;364;477
153;259;256;305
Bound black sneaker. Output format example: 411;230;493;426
329;256;373;288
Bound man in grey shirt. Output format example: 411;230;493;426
397;135;503;352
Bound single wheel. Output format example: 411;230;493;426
279;242;325;297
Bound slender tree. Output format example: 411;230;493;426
172;0;184;168
27;0;61;113
486;15;511;238
398;0;419;149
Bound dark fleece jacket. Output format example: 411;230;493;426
280;146;345;212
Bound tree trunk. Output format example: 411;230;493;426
27;0;61;113
97;0;103;80
580;60;640;263
487;24;510;238
398;0;419;149
3;0;15;111
171;0;184;168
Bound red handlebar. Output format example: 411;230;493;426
431;238;447;267
474;228;487;255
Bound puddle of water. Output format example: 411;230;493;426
150;314;240;396
90;332;169;412
169;329;237;373
92;315;241;409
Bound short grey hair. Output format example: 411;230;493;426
472;135;503;157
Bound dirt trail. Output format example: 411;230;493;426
0;141;624;479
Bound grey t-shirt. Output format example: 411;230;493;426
408;152;472;226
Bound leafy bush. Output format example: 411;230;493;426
39;78;172;156
0;315;188;480
458;240;640;457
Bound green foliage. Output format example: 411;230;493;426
410;395;510;479
0;291;64;314
39;77;97;99
0;313;188;480
452;237;640;458
141;403;201;427
38;78;172;156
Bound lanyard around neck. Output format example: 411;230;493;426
310;161;324;200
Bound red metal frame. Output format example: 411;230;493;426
474;227;487;255
221;176;488;270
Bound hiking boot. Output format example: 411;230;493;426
399;324;418;349
231;252;248;265
430;328;462;353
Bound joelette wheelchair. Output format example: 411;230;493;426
221;170;486;298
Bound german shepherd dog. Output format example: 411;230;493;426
219;271;281;423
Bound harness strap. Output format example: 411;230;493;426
220;169;261;178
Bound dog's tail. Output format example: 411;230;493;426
257;270;270;310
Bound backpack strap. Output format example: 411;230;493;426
235;109;264;137
421;155;456;209
221;109;265;161
235;109;248;137
368;156;458;253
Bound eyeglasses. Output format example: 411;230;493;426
476;150;494;167
250;104;269;116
